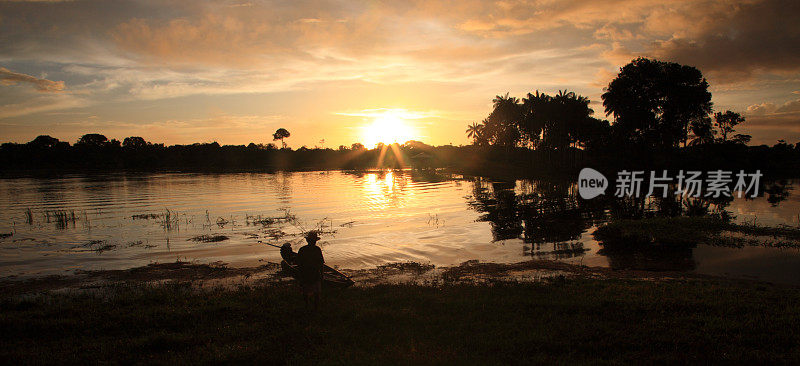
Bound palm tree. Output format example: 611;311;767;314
485;93;522;147
521;90;594;150
465;122;484;144
688;117;715;146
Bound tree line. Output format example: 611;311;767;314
2;57;799;176
466;58;753;152
0;131;443;173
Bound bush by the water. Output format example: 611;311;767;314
594;216;800;249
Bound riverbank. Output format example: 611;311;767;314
0;258;745;298
2;261;799;364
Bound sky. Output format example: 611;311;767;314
1;0;799;148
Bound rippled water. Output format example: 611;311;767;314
0;171;798;284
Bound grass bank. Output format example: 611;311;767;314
2;278;800;364
594;216;800;249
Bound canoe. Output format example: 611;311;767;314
280;260;354;288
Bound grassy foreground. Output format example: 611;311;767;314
2;279;800;364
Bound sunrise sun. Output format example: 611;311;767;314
362;110;415;148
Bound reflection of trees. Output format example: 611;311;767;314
518;180;586;245
468;176;795;271
467;178;597;246
764;180;792;207
406;169;453;184
468;180;522;241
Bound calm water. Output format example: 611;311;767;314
1;171;799;284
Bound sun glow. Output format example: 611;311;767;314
362;110;416;148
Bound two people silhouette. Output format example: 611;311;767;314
281;231;325;310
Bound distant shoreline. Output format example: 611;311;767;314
3;141;800;181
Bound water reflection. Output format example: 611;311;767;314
465;176;798;273
0;171;798;283
467;178;598;260
764;180;792;206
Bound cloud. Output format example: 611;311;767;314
0;67;64;92
648;0;800;83
1;0;799;146
747;98;800;116
600;42;637;67
776;99;800;114
0;93;86;119
747;102;777;116
743;95;800;143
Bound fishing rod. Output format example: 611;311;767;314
258;234;306;249
257;240;282;249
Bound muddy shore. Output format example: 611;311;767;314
1;258;777;299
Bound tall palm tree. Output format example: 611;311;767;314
486;93;522;147
688;117;715;146
465;122;484;144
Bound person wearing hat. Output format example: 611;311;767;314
296;230;325;310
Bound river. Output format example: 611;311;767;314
1;170;798;284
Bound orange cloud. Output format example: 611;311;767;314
0;67;64;92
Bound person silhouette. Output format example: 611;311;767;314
280;242;297;263
296;230;324;310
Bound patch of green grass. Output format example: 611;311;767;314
594;216;800;249
1;279;800;364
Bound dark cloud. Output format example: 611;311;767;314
649;0;800;83
0;67;64;92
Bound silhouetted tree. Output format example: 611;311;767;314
122;136;148;149
519;91;547;147
730;134;752;145
602;58;712;149
351;142;365;150
483;93;522;147
688;116;715;146
521;90;595;150
28;135;61;149
465;122;484;145
76;133;109;147
713;110;745;142
272;128;291;148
